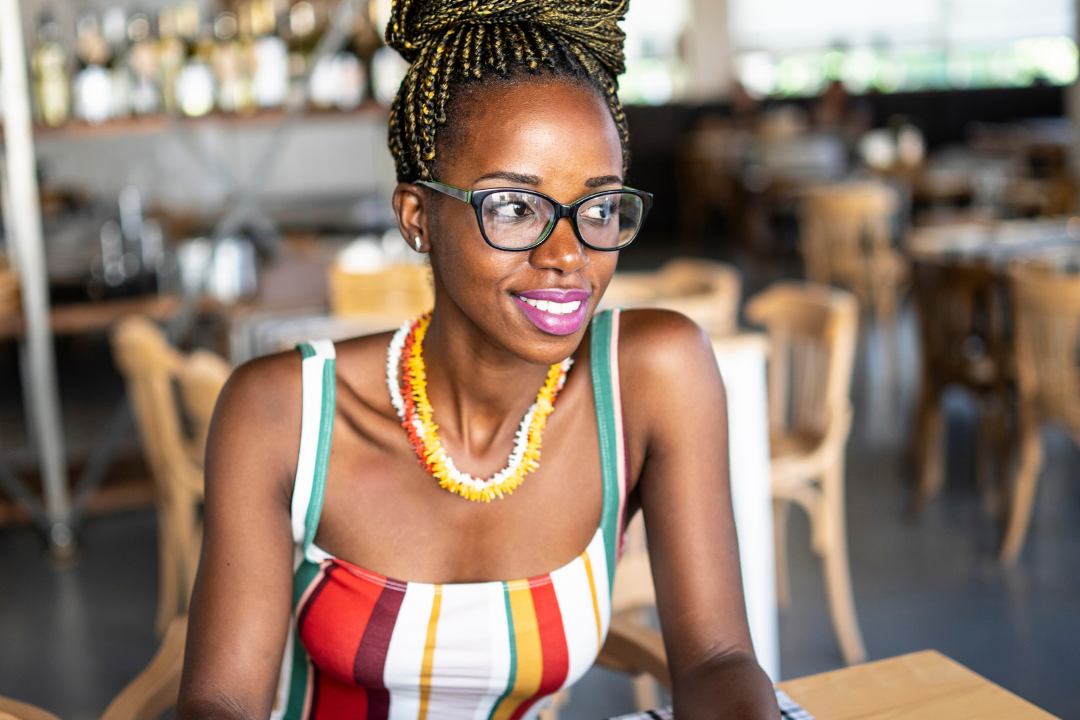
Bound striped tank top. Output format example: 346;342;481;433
273;309;629;720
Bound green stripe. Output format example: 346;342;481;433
303;358;336;552
283;627;310;720
293;559;321;610
284;559;321;720
589;309;620;590
298;343;316;360
487;582;518;720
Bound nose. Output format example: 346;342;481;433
528;216;589;274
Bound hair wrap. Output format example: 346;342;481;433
385;0;631;182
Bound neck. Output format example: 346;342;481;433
419;299;558;458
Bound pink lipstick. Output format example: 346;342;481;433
512;288;592;335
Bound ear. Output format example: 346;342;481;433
393;183;429;253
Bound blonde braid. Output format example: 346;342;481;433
385;0;631;182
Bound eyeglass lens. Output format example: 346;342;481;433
480;191;644;250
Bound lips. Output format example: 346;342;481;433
512;288;592;336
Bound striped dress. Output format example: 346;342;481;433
273;309;629;720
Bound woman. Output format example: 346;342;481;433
178;1;779;718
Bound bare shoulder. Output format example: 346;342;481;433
614;308;727;491
617;308;721;389
215;348;302;427
207;348;304;496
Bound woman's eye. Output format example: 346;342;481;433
490;195;536;219
582;200;618;221
496;202;530;217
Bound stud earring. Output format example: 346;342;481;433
413;236;422;251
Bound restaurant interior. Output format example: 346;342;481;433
0;0;1079;718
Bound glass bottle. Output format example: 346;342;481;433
252;1;288;108
127;13;160;115
73;13;113;123
175;2;216;116
31;13;71;127
102;6;132;119
157;6;185;113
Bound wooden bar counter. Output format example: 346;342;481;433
778;650;1059;720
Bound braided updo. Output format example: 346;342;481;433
385;0;631;183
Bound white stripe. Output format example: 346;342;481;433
270;615;295;720
385;583;436;720
475;581;512;720
421;582;498;719
550;552;601;690
308;337;336;359
584;531;612;640
290;353;325;544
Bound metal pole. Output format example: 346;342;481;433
0;0;73;551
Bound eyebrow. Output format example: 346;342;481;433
474;171;624;188
475;171;543;186
585;174;623;188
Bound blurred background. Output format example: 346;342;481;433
0;0;1079;718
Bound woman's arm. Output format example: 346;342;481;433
177;353;303;720
621;310;779;719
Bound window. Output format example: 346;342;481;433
618;0;691;105
729;0;1077;96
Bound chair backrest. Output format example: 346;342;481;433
911;258;1009;387
603;258;742;337
177;350;232;467
111;316;230;500
329;264;434;320
746;281;859;439
1009;265;1080;430
800;181;898;286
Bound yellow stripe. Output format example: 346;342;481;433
491;580;543;720
582;552;603;647
418;585;443;720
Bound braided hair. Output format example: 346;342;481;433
385;0;631;183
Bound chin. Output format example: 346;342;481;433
506;317;590;366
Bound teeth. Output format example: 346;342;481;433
521;297;582;315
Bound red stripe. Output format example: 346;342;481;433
296;566;333;634
512;579;570;720
353;581;407;720
299;562;387;687
310;668;368;720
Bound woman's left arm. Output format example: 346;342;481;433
620;310;779;719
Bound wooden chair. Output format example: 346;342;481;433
603;258;742;337
909;259;1013;515
800;181;909;354
1000;265;1080;565
98;614;669;720
329;263;434;320
607;512;664;710
0;696;61;720
111;316;231;635
746;281;866;665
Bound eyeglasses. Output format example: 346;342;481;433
416;180;653;252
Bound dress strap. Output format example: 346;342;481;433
291;339;337;559
590;308;627;591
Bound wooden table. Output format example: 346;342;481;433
778;650;1058;720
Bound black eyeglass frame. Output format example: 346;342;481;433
416;180;653;252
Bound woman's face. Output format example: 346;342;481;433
394;79;625;366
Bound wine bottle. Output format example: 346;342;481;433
31;12;71;127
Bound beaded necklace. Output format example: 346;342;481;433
387;314;573;502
